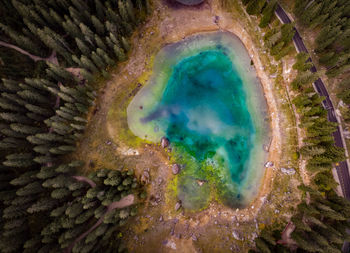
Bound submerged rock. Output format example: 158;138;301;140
281;167;296;175
161;137;170;148
172;164;181;175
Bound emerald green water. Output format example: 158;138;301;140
127;32;269;209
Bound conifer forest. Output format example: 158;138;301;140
0;0;350;252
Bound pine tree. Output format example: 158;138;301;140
80;56;99;73
10;123;42;135
246;0;266;15
91;51;106;70
51;188;71;199
113;45;126;61
17;89;51;104
118;0;130;22
0;98;25;112
25;103;52;116
121;36;131;52
27;196;58;213
62;17;82;39
95;0;105;20
125;0;136;23
47;62;77;83
95;34;108;51
10;171;37;186
16;181;43;196
96;48;114;66
259;0;277;28
0;112;31;124
75;38;91;56
79;23;95;46
91;15;105;35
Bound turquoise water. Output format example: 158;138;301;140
127;32;269;209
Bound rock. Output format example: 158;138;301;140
232;230;241;240
213;15;220;24
159;215;163;222
106;140;112;145
141;170;150;184
161;137;170;148
172;164;181;175
165;240;176;250
175;201;182;211
157;177;163;186
196;179;206;186
214;220;218;225
264;161;274;168
191;235;197;241
281;167;296;175
232;216;237;222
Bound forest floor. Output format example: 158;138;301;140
73;0;304;252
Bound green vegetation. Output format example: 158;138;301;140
239;0;350;252
0;0;150;252
293;0;350;119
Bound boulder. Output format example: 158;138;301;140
196;179;206;186
232;230;241;240
141;169;150;184
161;137;170;148
264;161;274;168
172;164;181;175
175;201;182;211
281;167;296;175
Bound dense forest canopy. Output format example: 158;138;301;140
0;0;149;252
0;0;350;252
239;0;350;252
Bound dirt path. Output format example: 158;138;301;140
278;221;296;245
72;176;97;188
0;40;58;64
66;194;135;253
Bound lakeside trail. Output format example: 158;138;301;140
65;194;135;253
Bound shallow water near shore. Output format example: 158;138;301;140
127;31;270;209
